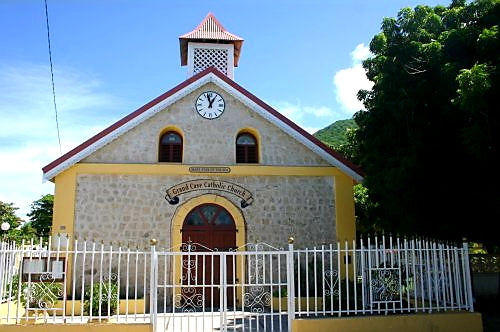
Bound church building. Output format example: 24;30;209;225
42;13;363;250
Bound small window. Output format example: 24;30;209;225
159;132;182;162
236;133;258;163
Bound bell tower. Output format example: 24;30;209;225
179;13;244;79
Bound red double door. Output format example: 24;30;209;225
181;204;236;307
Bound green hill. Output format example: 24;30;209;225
313;118;358;148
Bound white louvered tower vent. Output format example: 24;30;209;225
193;47;228;75
188;43;234;79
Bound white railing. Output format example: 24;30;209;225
0;235;474;330
292;235;473;319
152;241;292;332
0;237;150;324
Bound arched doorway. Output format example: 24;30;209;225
181;204;236;307
182;204;236;250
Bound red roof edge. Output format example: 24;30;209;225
43;66;364;179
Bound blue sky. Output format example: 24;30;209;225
0;0;444;220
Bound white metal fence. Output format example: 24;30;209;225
0;237;150;324
0;235;473;331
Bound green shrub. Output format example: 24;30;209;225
9;275;63;308
272;286;288;298
84;281;118;317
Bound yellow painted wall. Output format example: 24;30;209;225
52;168;77;241
0;301;26;323
0;323;151;332
0;299;145;322
333;172;356;243
52;299;146;316
292;312;483;332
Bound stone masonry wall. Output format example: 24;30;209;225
82;82;328;166
74;174;336;250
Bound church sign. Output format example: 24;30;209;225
188;166;231;174
165;179;254;208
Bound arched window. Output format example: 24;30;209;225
159;131;182;162
236;132;258;163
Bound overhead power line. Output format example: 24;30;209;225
44;0;62;155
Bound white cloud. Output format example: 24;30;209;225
274;101;337;121
350;43;372;64
303;127;321;135
333;43;374;114
271;101;343;133
0;63;122;220
303;106;333;117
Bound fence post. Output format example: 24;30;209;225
150;239;157;330
462;238;474;312
287;236;295;332
0;241;5;303
221;251;227;332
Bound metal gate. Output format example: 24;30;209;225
150;241;294;332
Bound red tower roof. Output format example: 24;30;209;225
179;13;244;66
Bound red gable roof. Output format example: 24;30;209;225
42;67;363;179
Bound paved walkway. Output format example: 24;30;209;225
156;311;288;332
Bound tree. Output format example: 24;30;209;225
0;201;37;243
27;194;54;238
336;128;361;165
356;0;500;248
0;201;22;234
4;223;37;243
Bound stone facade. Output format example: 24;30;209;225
82;82;328;166
74;174;336;249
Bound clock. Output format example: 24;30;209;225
195;91;225;120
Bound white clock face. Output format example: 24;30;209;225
195;91;225;120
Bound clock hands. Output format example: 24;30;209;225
197;92;224;119
206;94;216;108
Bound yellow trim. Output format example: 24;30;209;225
158;126;185;163
333;174;356;280
235;127;261;163
334;173;356;243
170;194;246;305
291;312;483;332
0;323;151;331
70;163;342;177
171;194;245;249
159;125;185;140
51;168;77;243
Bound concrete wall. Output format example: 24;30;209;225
292;312;483;332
